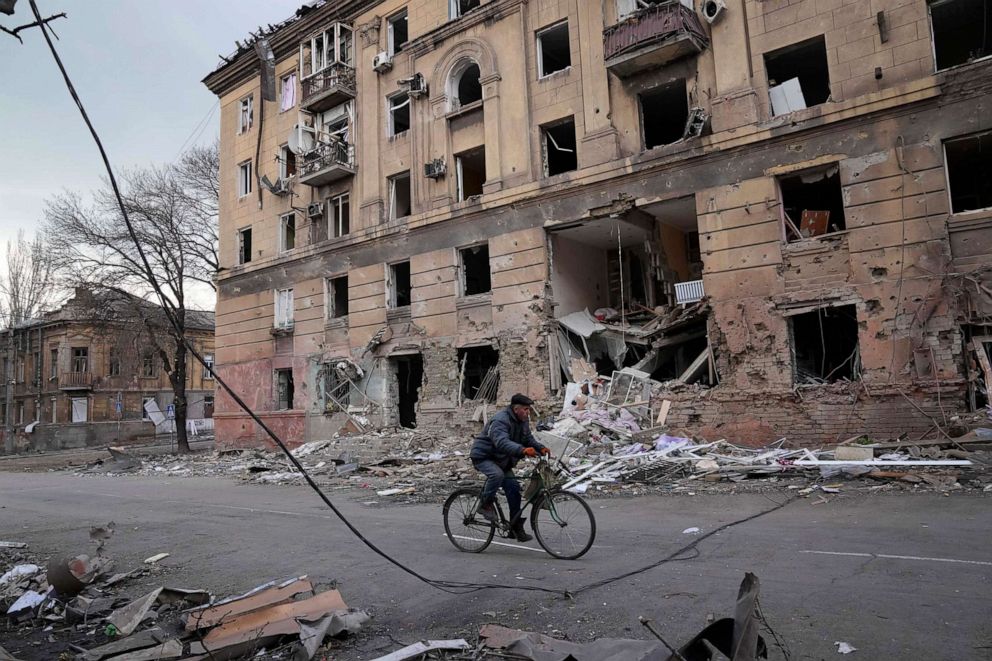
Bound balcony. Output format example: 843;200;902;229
59;371;94;390
603;1;708;78
299;140;356;187
674;279;705;305
301;64;356;114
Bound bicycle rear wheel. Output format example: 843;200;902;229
531;490;596;559
443;488;495;553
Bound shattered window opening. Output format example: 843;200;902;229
389;172;412;219
279;144;296;179
49;348;57;379
276;368;295;410
459;243;492;295
640;79;689;149
389;261;412;309
537;21;571;78
944;130;992;213
108;354;121;377
457;346;500;402
928;0;992;70
274;288;294;329
790;304;861;384
327;275;349;319
542;117;578;176
450;0;481;19
71;347;88;373
387;9;408;56
141;353;158;378
764;36;830;116
778;165;846;241
238;95;253;134
451;61;482;109
202;354;214;379
279;212;296;253
237;227;252;265
456;147;486;201
388;92;411;136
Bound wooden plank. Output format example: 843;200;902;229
656;399;672;426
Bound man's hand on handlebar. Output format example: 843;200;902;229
522;447;538;458
540;447;551;456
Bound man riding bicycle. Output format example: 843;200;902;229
470;393;550;542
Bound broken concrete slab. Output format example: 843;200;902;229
106;587;163;637
82;629;170;661
103;639;183;661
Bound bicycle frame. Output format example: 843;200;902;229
486;457;570;532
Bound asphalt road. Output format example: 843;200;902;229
1;472;990;660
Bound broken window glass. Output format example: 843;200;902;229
542;118;578;176
276;369;295;410
929;0;992;70
538;22;571;77
944;130;992;213
389;172;412;219
640;79;689;149
388;9;408;55
327;275;349;318
764;36;830;116
456;147;486;200
280;213;296;252
460;244;492;295
238;227;252;264
455;63;482;107
390;261;412;308
779;165;846;240
389;92;411;136
790;305;860;383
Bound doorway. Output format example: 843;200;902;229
394;355;423;428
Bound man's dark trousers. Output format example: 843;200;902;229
473;458;522;521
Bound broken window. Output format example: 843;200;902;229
929;0;992;70
639;79;689;149
141;396;154;421
142;353;158;378
457;346;500;402
537;21;571;77
389;172;412;219
327;275;349;319
49;348;57;379
237;160;252;198
388;92;411;136
279;213;296;253
459;244;492;295
450;61;482;109
779;165;846;240
237;227;252;264
280;73;296;111
274;288;294;329
329;193;350;237
387;9;408;56
238;95;253;134
275;369;295;410
764;36;830;116
944;130;992;213
202;354;214;379
542;117;578;176
456;147;486;200
617;0;671;20
389;261;412;309
394;354;423;428
450;0;481;19
71;347;88;373
109;354;121;377
279;144;296;179
790;305;860;383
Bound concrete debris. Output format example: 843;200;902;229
480;624;664;661
370;639;470;661
106;587;164;637
0;542;28;549
143;553;170;565
835;641;858;654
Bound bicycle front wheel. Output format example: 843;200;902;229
442;488;495;553
532;490;596;559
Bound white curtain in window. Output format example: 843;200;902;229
280;74;297;111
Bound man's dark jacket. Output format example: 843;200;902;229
470;406;546;470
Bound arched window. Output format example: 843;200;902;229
448;60;482;110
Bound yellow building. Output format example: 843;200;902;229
205;0;992;447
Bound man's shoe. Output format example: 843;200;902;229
478;503;496;523
512;518;532;543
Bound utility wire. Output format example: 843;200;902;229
28;0;797;601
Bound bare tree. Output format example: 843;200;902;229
43;144;219;453
0;229;58;326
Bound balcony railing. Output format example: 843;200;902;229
603;1;708;77
674;279;705;305
59;371;94;390
301;63;356;113
299;140;356;187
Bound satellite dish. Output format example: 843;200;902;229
289;124;315;154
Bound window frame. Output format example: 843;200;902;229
237;226;253;265
141;353;158;379
389;172;412;220
328;193;350;238
71;347;89;374
387;9;409;56
279;72;297;112
237;160;253;198
387;91;412;137
279;212;297;253
458;243;492;296
449;0;481;20
325;275;350;320
536;20;571;79
387;261;412;309
943;130;992;215
279;144;297;179
541;117;578;177
274;287;295;329
238;94;254;134
202;354;215;380
455;147;486;201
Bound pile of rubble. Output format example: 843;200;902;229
0;529;367;660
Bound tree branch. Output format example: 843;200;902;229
0;11;64;43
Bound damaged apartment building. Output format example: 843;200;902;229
204;0;992;447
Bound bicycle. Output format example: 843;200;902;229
442;456;596;559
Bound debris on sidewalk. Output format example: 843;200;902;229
835;641;858;654
369;639;470;661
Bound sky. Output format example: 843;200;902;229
0;0;302;256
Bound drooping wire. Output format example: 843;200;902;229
27;0;798;601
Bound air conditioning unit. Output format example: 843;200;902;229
372;51;393;73
701;0;726;24
401;73;428;99
424;159;446;180
307;202;324;218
